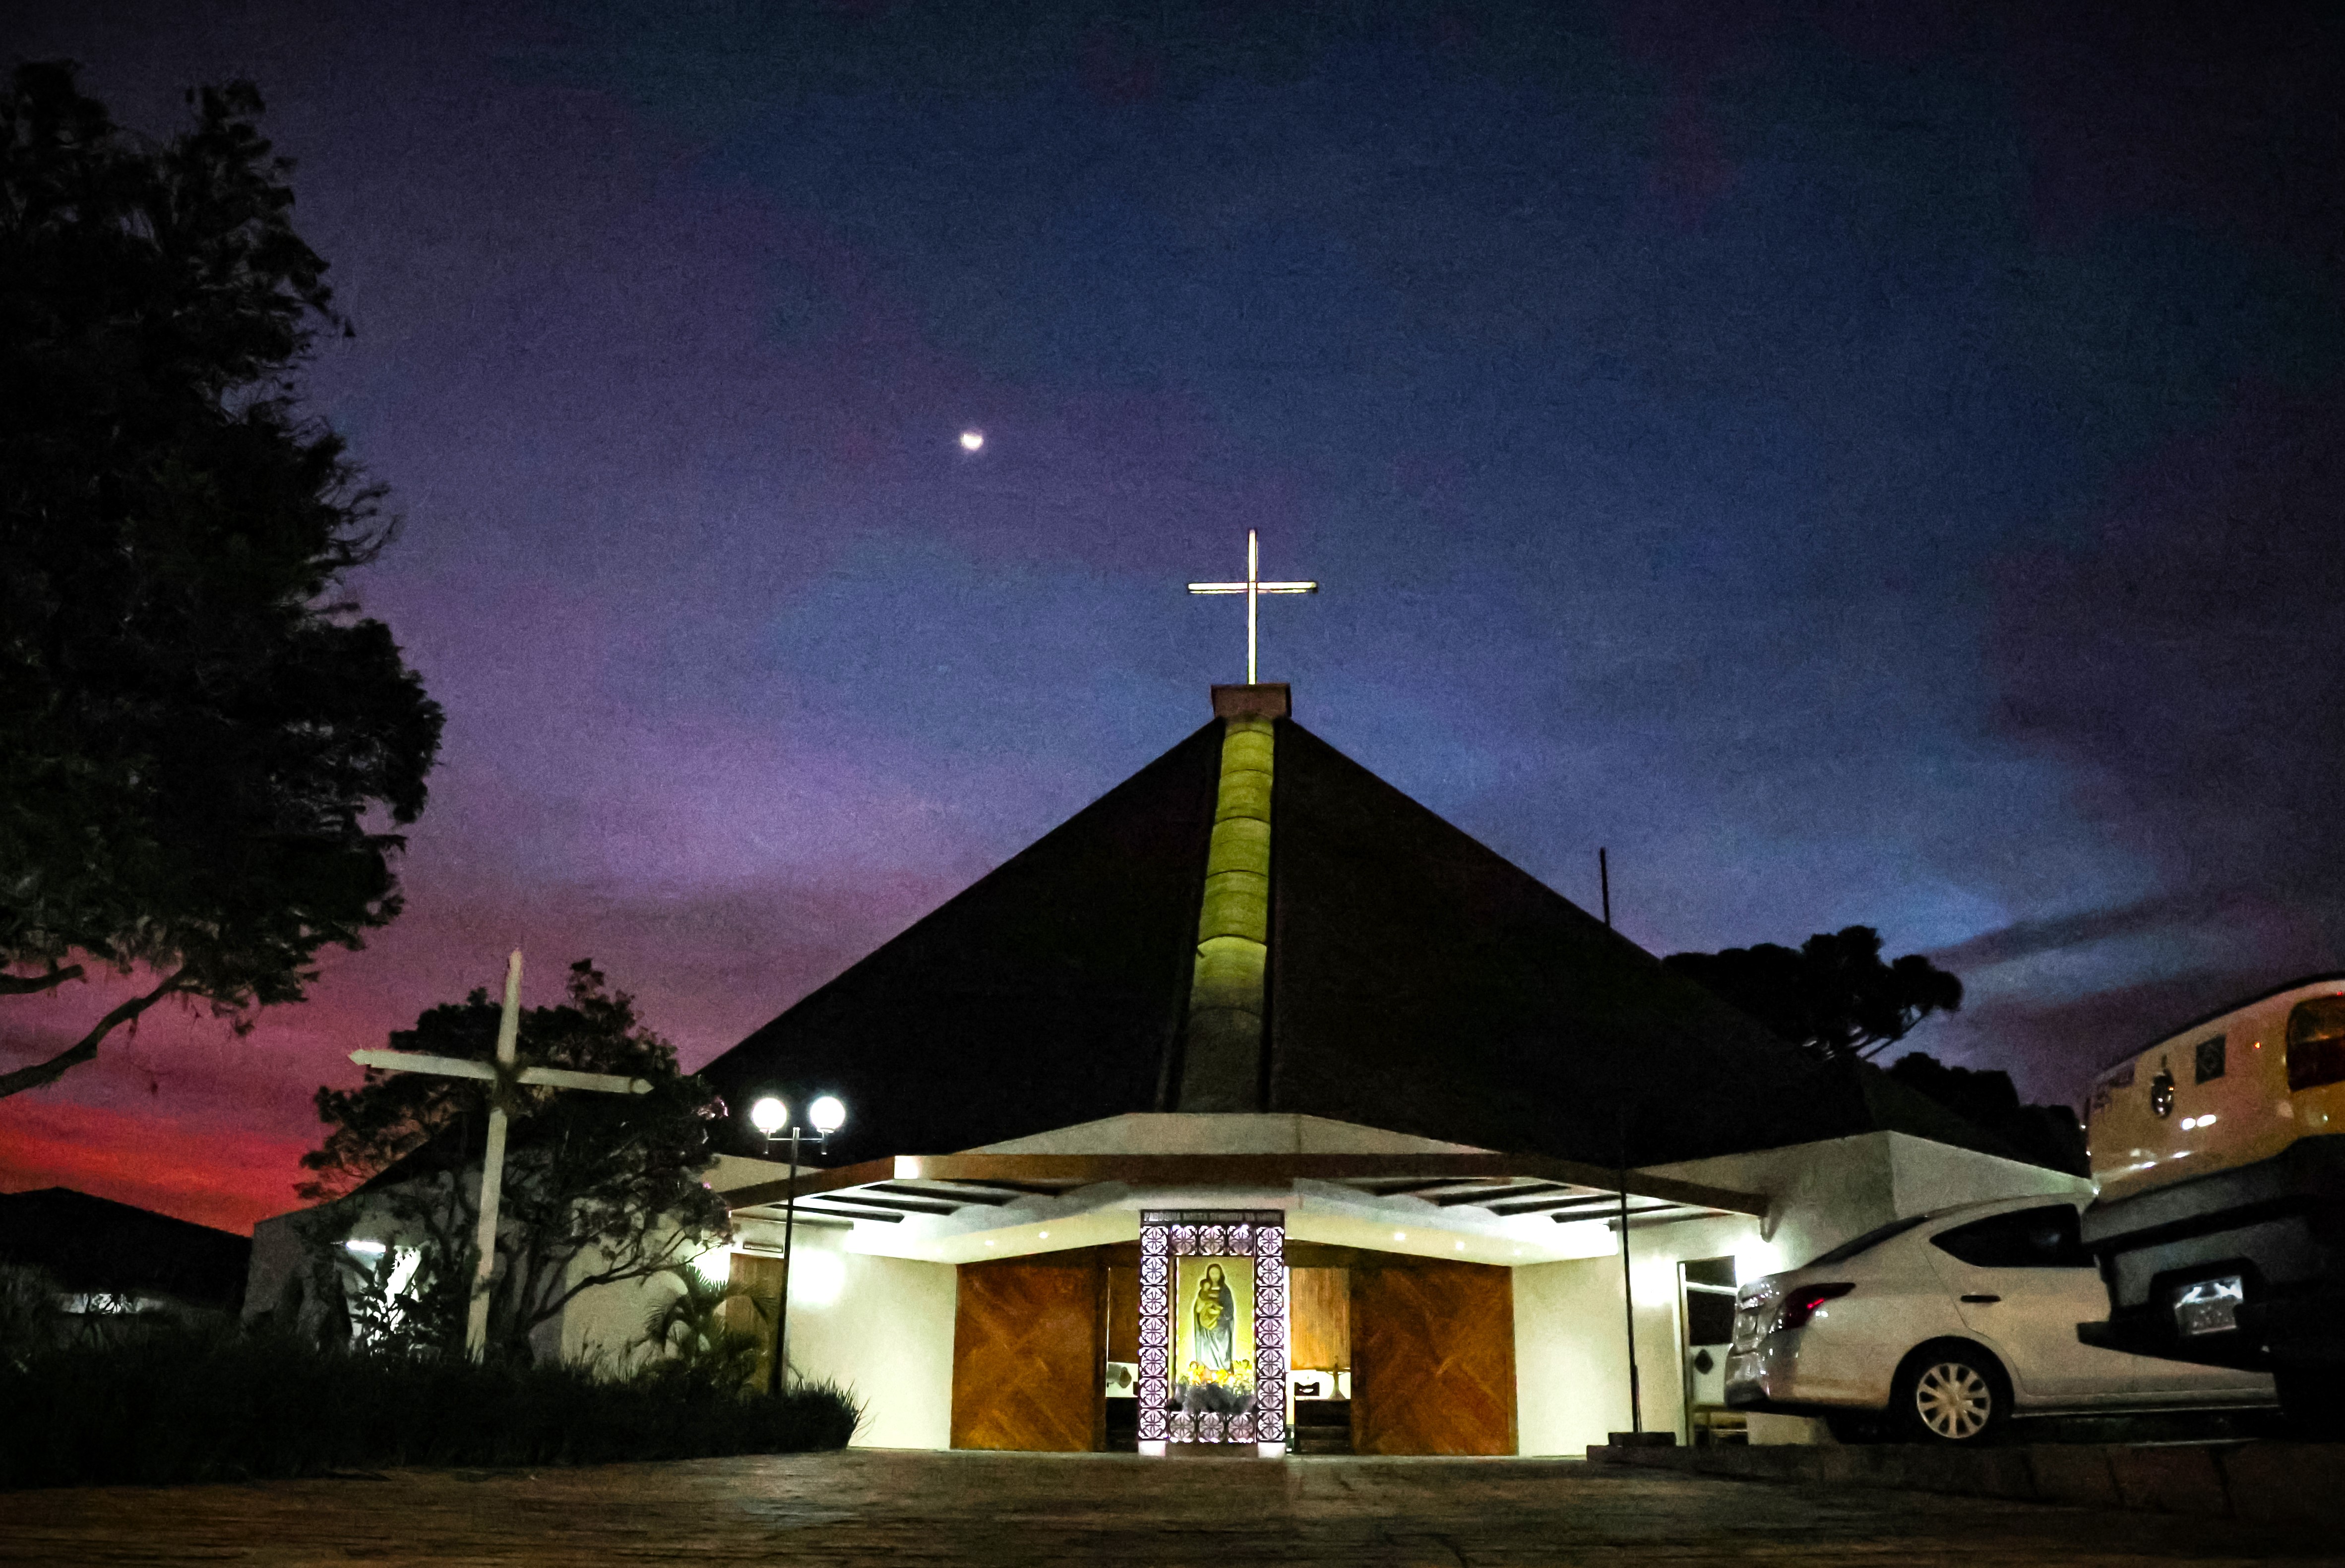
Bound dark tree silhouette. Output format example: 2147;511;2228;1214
0;62;441;1097
1884;1052;2088;1176
1662;925;1963;1063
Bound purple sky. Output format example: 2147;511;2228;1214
4;0;2342;1233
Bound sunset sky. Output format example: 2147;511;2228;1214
5;0;2341;1233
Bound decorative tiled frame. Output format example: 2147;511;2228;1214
1137;1209;1287;1447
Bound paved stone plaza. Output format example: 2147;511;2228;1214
3;1449;2337;1567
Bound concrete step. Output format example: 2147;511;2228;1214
1294;1424;1352;1454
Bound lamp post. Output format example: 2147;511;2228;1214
747;1092;846;1396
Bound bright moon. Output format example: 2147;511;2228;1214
959;429;985;452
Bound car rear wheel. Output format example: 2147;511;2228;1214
1891;1342;2010;1444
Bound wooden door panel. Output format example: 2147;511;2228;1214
1106;1266;1140;1364
1351;1260;1515;1455
950;1258;1102;1451
725;1253;784;1389
1290;1266;1351;1371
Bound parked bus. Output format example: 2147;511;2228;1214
2078;973;2345;1417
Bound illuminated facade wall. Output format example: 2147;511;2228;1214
769;1235;958;1449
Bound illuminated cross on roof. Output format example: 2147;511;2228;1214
1186;529;1318;685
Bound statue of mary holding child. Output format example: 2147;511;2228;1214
1191;1262;1237;1375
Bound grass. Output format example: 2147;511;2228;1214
0;1321;862;1489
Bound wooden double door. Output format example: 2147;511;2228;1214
1346;1255;1517;1455
948;1244;1514;1455
949;1251;1106;1452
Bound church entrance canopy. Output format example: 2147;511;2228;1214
723;1149;1768;1240
721;1144;1764;1457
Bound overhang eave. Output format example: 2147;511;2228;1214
719;1150;1767;1223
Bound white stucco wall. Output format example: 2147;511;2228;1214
775;1228;957;1449
1650;1135;1898;1277
244;1209;310;1321
243;1191;420;1333
1514;1209;1764;1455
550;1223;955;1447
1651;1131;2085;1277
1884;1133;2092;1213
557;1252;704;1372
1516;1258;1628;1455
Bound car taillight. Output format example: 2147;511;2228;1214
1776;1283;1853;1331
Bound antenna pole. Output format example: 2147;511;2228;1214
1600;847;1612;929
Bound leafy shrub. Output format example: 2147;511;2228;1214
0;1321;860;1489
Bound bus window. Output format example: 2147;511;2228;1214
2194;1035;2226;1084
2286;997;2345;1092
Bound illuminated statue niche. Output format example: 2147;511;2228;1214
1137;1210;1287;1449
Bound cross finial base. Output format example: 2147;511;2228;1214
1211;683;1291;720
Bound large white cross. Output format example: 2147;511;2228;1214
1187;528;1318;685
348;950;650;1357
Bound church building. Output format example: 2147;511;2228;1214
548;679;2088;1456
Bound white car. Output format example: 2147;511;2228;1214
1726;1195;2274;1442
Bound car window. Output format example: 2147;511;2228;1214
1800;1213;1929;1268
1930;1204;2090;1268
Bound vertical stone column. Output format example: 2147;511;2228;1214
1177;685;1286;1111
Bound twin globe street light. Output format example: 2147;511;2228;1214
746;1092;845;1395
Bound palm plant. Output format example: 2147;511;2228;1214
638;1264;764;1392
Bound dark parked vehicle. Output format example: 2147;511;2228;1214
2077;974;2345;1417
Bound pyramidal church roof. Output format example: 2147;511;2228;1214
701;683;2022;1172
